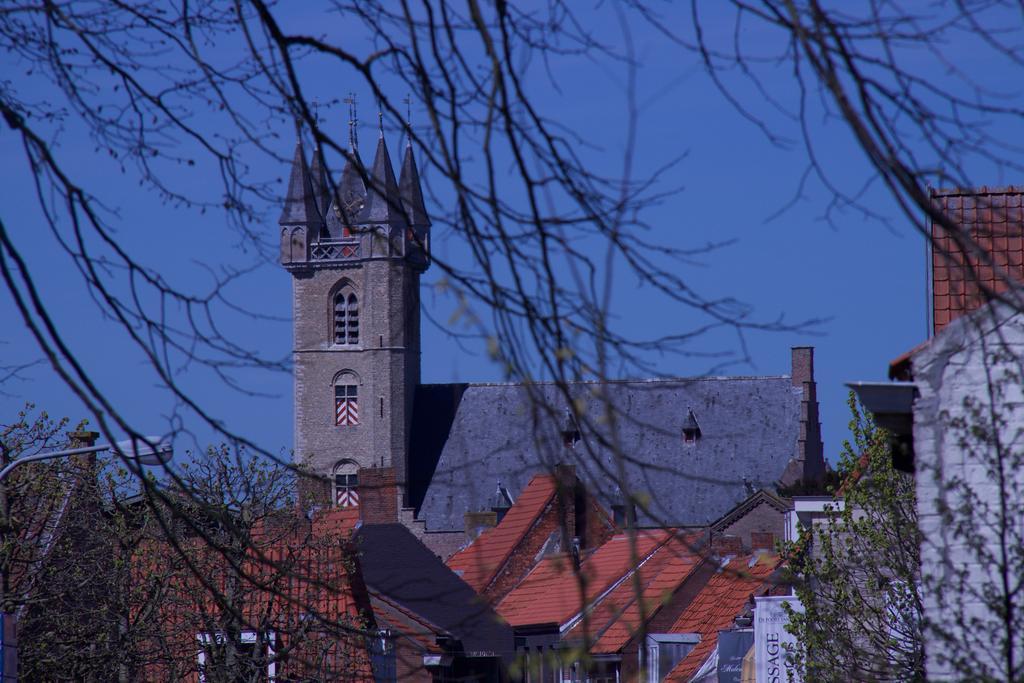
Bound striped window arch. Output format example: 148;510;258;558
333;290;359;345
333;460;359;508
334;372;359;426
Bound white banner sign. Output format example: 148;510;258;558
754;595;802;683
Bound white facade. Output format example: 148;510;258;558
912;301;1024;679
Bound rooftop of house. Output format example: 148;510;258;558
354;523;513;659
413;374;810;531
930;186;1024;334
664;553;784;682
369;590;448;655
496;528;678;628
568;533;707;654
446;472;559;593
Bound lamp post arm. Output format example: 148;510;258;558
0;445;109;484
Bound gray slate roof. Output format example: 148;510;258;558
417;377;804;531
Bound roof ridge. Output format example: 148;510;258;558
478;474;558;595
419;375;791;389
930;185;1024;197
370;588;452;638
559;530;676;635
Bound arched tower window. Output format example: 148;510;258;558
333;460;359;507
333;292;359;345
334;373;359;426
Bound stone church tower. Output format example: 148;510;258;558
279;120;430;510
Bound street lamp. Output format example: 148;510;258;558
0;435;173;483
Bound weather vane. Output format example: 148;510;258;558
343;93;358;150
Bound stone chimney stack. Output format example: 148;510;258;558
784;347;825;485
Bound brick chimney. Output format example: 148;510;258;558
712;534;743;555
463;510;498;540
67;431;99;449
358;467;398;524
785;347;825;485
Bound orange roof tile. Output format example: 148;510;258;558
576;534;705;654
930;187;1024;334
665;554;782;682
496;529;674;628
446;474;557;592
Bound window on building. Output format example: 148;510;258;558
335;382;359;426
368;630;396;682
561;407;581;448
333;291;359;345
334;460;359;507
645;634;700;683
681;408;702;443
196;631;276;683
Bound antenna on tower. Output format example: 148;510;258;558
343;93;358;151
403;93;412;147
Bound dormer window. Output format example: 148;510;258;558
561;407;581;448
682;408;701;443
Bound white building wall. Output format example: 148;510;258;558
912;304;1024;680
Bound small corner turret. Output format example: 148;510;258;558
278;133;322;265
400;138;431;271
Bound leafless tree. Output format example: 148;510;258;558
3;1;1023;678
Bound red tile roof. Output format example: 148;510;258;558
446;474;557;592
496;529;674;628
931;187;1024;334
664;554;782;682
582;535;705;654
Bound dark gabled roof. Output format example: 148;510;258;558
407;383;468;513
354;523;513;658
418;377;804;531
358;136;402;225
399;142;430;227
279;138;320;226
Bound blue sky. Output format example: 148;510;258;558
2;3;990;465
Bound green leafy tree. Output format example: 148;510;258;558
787;393;924;682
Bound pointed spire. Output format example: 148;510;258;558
278;130;319;227
308;141;330;223
344;93;359;152
325;100;367;237
399;140;430;228
358;134;401;224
